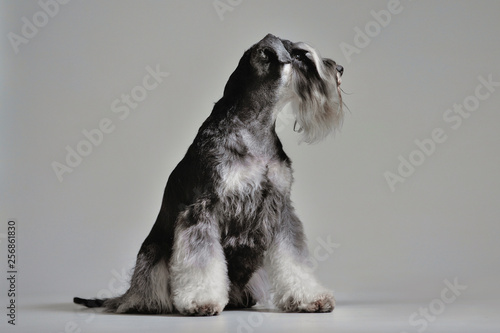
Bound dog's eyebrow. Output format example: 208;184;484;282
292;42;327;79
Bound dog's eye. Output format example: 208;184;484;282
258;48;270;61
293;50;309;62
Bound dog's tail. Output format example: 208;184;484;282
73;297;106;308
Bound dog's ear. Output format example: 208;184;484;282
249;47;273;77
250;34;291;77
222;34;292;99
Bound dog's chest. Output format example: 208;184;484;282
217;155;291;250
218;156;292;197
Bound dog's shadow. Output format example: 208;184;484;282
29;301;283;317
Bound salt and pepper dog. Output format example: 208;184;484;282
75;33;344;316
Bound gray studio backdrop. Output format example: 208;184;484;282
1;0;499;304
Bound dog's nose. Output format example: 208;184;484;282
336;65;344;76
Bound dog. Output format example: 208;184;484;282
74;33;344;316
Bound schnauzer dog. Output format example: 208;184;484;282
74;33;344;316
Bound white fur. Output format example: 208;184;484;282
218;156;267;196
170;210;230;315
246;268;272;306
266;159;293;195
287;43;343;144
265;238;335;312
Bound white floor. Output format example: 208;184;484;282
3;295;499;333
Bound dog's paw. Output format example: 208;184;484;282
299;293;335;312
278;292;335;313
174;291;228;316
178;302;224;316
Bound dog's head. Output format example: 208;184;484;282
223;34;344;144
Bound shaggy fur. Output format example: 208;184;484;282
74;33;344;316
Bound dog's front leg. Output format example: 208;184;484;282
170;199;229;316
265;200;335;312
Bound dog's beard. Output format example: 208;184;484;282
284;43;343;144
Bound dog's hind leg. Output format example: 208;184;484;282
74;242;173;314
101;244;173;314
169;198;230;316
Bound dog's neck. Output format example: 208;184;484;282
211;96;284;158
